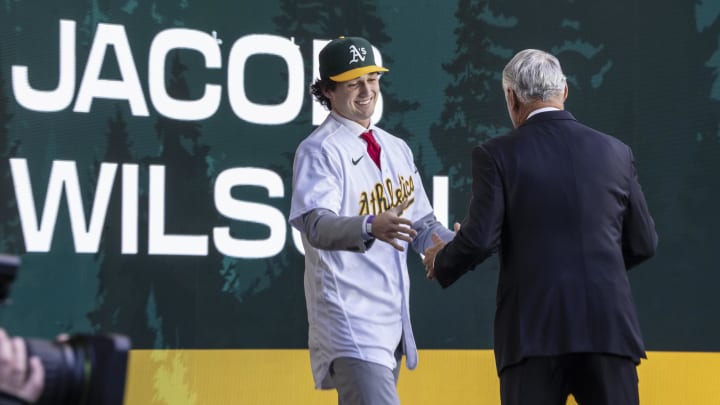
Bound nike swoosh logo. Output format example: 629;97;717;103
352;155;364;165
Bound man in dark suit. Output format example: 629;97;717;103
422;49;657;405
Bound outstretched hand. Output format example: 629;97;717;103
372;199;417;251
423;222;460;280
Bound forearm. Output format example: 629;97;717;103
411;212;454;254
434;145;502;287
296;208;374;252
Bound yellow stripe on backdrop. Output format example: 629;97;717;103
124;350;720;404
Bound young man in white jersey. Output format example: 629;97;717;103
289;36;455;405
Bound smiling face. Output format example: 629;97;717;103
323;72;381;128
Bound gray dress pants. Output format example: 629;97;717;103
329;345;403;405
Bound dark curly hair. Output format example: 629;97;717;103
310;78;337;111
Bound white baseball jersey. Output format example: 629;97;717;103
289;112;435;389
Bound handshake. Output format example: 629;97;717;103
370;200;460;280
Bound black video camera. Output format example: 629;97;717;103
0;254;131;405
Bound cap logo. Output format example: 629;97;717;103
348;45;367;64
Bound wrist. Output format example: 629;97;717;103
365;215;375;237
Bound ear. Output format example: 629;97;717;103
321;86;333;100
563;84;568;101
507;88;520;112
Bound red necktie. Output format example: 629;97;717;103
360;130;381;169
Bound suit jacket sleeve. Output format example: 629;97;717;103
434;145;504;288
622;149;658;269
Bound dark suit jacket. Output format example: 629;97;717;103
434;110;658;374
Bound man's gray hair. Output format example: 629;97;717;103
502;49;566;103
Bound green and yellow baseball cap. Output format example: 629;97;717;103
319;36;389;82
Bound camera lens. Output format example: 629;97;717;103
1;254;130;405
23;334;129;405
24;338;88;405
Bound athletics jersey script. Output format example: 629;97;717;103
358;175;415;215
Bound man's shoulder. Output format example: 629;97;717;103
477;127;518;153
569;119;632;151
297;120;346;152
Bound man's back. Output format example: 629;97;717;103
481;110;657;372
427;48;657;405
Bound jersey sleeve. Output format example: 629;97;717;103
289;144;343;230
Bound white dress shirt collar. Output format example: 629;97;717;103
527;106;561;119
